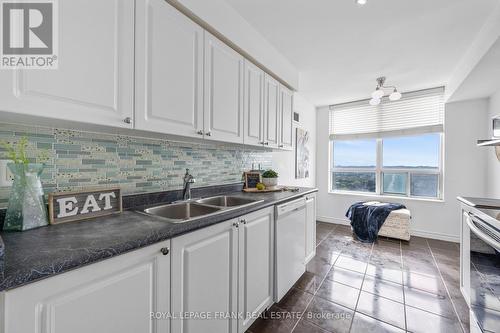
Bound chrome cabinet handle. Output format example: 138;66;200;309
206;131;212;137
160;247;170;255
263;142;269;146
240;219;247;225
196;130;204;135
278;144;284;148
124;117;132;124
233;222;239;228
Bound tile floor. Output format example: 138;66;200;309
247;222;468;333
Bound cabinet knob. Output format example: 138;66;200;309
233;222;239;228
240;219;247;225
206;131;212;137
160;247;170;255
123;117;132;124
263;142;269;146
196;130;204;135
278;144;284;148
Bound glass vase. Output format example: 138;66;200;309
3;163;48;231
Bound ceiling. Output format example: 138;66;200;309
225;0;500;106
448;37;500;102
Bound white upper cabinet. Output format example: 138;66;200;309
279;85;294;150
0;0;294;148
135;0;204;138
0;0;135;128
204;32;245;144
264;74;280;148
243;61;265;147
171;219;239;333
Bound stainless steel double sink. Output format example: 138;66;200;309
142;195;263;223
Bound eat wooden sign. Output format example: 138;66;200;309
48;188;122;224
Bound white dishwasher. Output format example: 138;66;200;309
275;197;307;302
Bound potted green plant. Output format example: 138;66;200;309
262;169;278;188
1;137;49;231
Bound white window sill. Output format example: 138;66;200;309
328;191;445;203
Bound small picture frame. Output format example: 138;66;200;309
244;172;261;189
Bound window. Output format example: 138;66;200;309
330;133;442;198
328;87;444;199
382;133;441;198
332;139;376;193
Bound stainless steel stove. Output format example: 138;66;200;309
465;208;500;332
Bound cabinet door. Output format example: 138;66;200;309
0;0;134;128
171;219;238;333
243;61;265;147
2;241;171;333
279;85;294;150
204;32;244;144
264;74;280;148
305;194;317;264
460;210;471;305
135;0;204;137
238;208;274;333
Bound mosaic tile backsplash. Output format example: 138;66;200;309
0;123;272;208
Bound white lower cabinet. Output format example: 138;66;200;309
305;193;317;264
460;209;471;305
0;241;171;333
171;218;239;333
238;207;274;333
171;207;274;333
0;201;309;333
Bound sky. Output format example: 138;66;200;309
333;133;440;168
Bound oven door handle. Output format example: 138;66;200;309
466;213;500;252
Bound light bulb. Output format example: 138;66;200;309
372;87;384;99
355;0;367;5
369;98;380;106
389;89;402;101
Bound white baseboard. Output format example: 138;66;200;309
410;229;459;243
317;216;459;243
317;216;349;225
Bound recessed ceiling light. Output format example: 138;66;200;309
355;0;367;5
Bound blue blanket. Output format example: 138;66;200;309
346;202;406;243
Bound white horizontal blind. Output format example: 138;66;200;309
329;87;444;139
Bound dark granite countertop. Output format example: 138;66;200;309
0;186;317;292
457;196;500;209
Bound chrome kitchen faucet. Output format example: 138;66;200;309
182;169;196;201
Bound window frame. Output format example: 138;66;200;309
329;133;444;200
